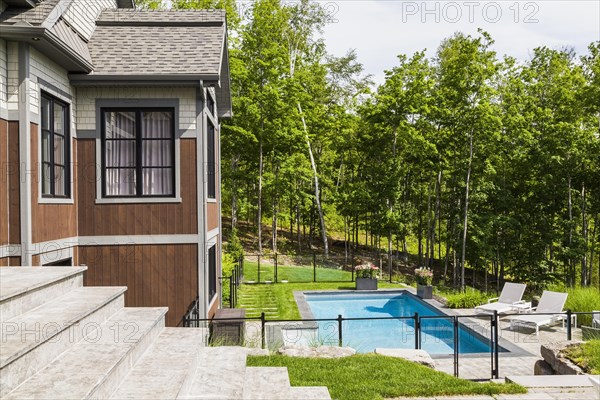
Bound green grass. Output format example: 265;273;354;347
548;285;600;326
563;339;600;374
247;354;526;400
242;260;353;282
238;280;405;320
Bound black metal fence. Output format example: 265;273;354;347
221;256;244;308
240;252;393;284
183;310;593;379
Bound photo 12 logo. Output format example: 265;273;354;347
401;1;540;24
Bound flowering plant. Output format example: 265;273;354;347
414;267;433;286
355;263;379;279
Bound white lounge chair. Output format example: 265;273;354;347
475;282;527;314
510;291;568;336
592;310;600;328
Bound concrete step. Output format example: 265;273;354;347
242;367;291;400
0;266;86;321
111;327;208;399
0;286;126;396
178;346;248;399
288;386;331;399
4;307;167;399
506;375;595;387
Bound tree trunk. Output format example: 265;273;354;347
461;131;474;292
258;138;263;255
297;102;329;257
296;203;301;252
581;183;588;286
567;174;573;287
231;157;239;230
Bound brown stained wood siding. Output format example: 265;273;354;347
0;257;21;266
0;119;8;245
76;139;198;236
30;123;78;243
8;121;20;244
207;202;218;232
80;244;198;327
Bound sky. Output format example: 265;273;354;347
318;0;600;84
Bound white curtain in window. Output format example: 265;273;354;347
142;112;173;195
105;112;136;196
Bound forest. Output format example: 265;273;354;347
140;0;600;291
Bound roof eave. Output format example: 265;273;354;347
68;74;221;86
0;25;94;72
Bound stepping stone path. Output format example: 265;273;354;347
0;267;330;399
237;284;281;319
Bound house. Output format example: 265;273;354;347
0;0;231;326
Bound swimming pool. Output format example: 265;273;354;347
303;291;500;354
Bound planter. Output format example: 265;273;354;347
356;278;378;290
417;284;433;299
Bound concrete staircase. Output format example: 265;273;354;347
0;267;330;399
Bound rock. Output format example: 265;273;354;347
374;348;436;369
246;347;271;356
534;359;555;375
540;341;586;375
278;345;356;358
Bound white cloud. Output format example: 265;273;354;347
321;0;600;84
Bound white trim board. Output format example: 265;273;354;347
22;234;200;256
78;234;199;246
0;244;21;258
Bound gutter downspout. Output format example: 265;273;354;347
196;81;207;317
18;42;32;266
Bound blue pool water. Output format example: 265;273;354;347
304;291;496;354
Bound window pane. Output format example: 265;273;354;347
42;130;51;164
142;168;173;196
105;140;136;167
42;163;51;195
142;111;172;138
41;97;50;130
54;134;64;165
54;166;65;196
142;140;172;167
105;111;135;139
106;168;136;196
54;104;64;135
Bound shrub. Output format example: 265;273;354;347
225;227;244;260
547;284;600;327
445;289;489;309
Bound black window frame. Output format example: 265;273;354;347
101;108;176;198
41;92;70;198
207;120;216;199
207;92;216;116
208;245;217;300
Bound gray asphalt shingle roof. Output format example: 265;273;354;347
88;10;225;76
96;9;226;24
0;0;61;25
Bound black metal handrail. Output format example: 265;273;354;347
183;309;595;380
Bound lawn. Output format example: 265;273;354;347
247;354;526;400
242;260;353;282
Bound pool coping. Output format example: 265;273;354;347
293;288;533;359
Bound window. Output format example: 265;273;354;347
208;245;217;300
207;121;216;199
102;109;175;197
207;93;215;116
41;93;70;197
